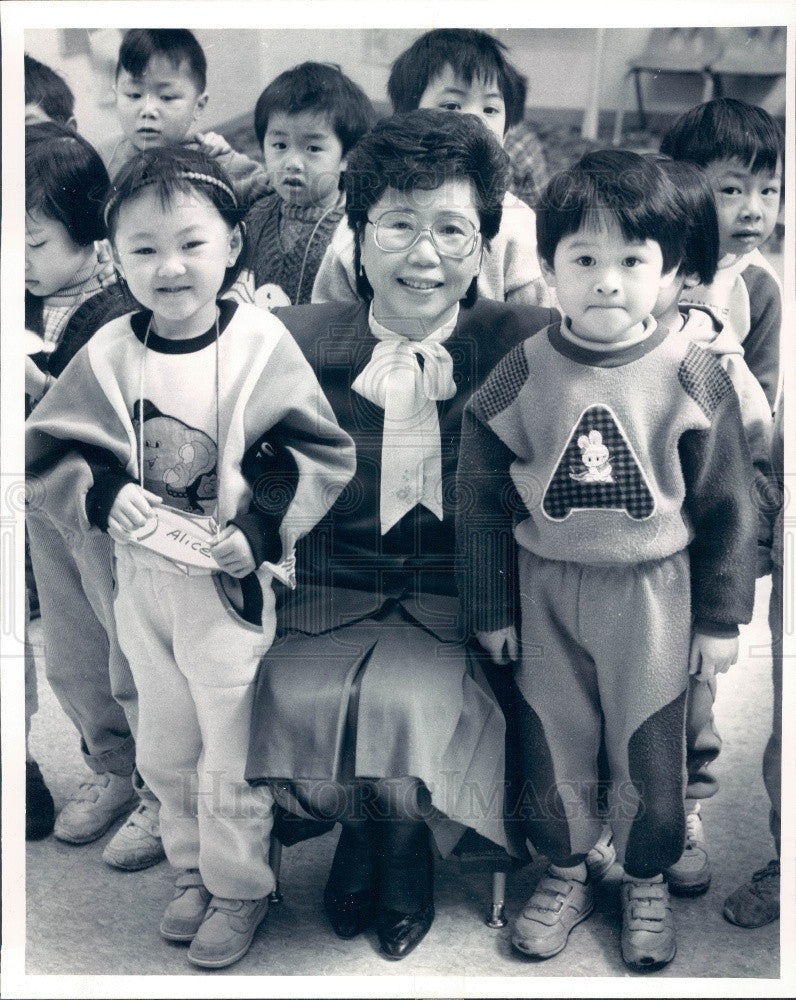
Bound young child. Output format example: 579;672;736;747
723;402;784;928
25;53;76;127
25;121;155;861
456;150;758;971
236;62;374;306
660;97;784;409
312;28;549;306
26;147;354;969
98;29;268;208
646;156;774;898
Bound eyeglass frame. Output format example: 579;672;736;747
365;210;481;259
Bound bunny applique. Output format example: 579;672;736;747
570;429;614;483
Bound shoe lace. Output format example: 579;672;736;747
683;808;703;851
749;859;780;893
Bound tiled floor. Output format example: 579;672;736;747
21;576;783;986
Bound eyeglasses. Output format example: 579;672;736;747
367;210;479;259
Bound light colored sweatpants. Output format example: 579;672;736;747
26;511;137;775
515;548;690;879
114;544;276;899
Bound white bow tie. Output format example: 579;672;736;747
353;312;457;534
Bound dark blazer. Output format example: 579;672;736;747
272;298;558;638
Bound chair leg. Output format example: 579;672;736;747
486;871;508;928
612;70;632;145
633;68;647;132
268;837;284;904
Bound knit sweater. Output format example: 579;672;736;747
679;248;781;408
311;191;550;307
97;135;270;209
239;191;345;306
456;320;758;637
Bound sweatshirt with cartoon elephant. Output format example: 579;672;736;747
456;318;758;637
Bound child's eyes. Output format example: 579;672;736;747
307;145;324;153
719;186;742;196
270;141;287;150
575;255;595;266
27;240;46;250
439;101;461;112
183;240;205;250
483;106;502;116
131;247;156;255
623;256;643;267
160;95;178;103
762;185;781;197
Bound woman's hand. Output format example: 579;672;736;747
107;484;159;544
689;631;739;684
210;525;256;578
476;626;519;665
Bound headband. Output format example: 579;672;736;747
104;170;238;226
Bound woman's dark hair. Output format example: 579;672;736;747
254;61;375;154
536;149;686;276
105;146;247;293
116;29;207;92
660;97;784;176
24;54;75;125
25;121;109;245
651;155;720;285
387;29;527;132
345;109;510;305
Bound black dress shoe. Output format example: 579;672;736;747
323;885;377;939
375;902;435;960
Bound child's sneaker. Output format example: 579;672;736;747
585;824;617;881
188;896;269;968
511;864;594;959
160;870;212;942
102;801;165;870
723;860;780;927
26;759;55;841
53;771;137;844
665;802;711;895
621;874;676;971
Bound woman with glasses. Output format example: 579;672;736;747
246;109;557;960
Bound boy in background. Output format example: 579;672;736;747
312;28;548;306
25;53;76;128
660;97;784;410
457;151;758;971
236;62;374;307
98;29;268;207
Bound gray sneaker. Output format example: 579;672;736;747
161;870;212;942
665;802;711;896
188;896;269;969
53;772;137;845
103;801;165;871
723;860;779;928
512;866;594;959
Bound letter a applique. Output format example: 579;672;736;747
543;405;654;521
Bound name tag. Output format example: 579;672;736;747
129;506;219;572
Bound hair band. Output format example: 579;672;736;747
104;169;238;226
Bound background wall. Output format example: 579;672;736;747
24;26;786;149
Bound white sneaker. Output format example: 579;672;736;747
53;772;137;845
512;864;594;959
621;874;676;971
188;896;269;969
585;824;617;881
102;801;166;871
665;802;711;895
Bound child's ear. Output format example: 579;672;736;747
227;225;243;266
194;92;209;119
539;255;557;288
657;263;681;293
682;273;701;289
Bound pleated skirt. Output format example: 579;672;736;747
246;602;511;857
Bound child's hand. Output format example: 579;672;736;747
107;484;159;544
476;625;518;665
689;631;739;684
95;240;117;289
210;525;255;578
25;357;49;400
196;131;232;158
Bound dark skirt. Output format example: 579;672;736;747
246;601;511;857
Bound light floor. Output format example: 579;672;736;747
24;578;781;983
